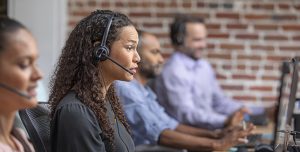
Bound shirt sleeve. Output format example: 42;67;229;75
116;82;178;144
157;67;228;129
51;103;106;152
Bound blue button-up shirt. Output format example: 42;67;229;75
154;52;242;129
115;80;179;146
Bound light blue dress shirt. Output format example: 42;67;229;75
154;52;242;129
115;80;179;146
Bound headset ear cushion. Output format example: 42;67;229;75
95;46;109;61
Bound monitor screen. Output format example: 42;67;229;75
274;58;299;150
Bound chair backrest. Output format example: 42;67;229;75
19;102;50;152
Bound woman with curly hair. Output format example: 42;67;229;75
0;17;42;152
49;10;140;152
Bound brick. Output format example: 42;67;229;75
129;12;152;17
252;3;275;10
216;12;239;19
237;55;262;60
233;95;256;101
292;35;300;41
216;73;227;80
279;46;300;51
155;33;169;39
156;2;165;8
254;24;278;30
169;1;178;7
282;24;300;31
251;65;259;71
251;45;275;51
221;84;244;90
72;11;90;17
190;13;210;18
261;96;277;102
272;15;297;21
206;23;221;30
128;2;138;7
232;74;256;80
208;33;229;39
267;55;290;61
227;24;247;30
222;64;232;70
100;2;110;7
262;75;278;81
209;3;218;9
220;43;244;50
141;2;152;7
250;86;273;91
183;2;192;8
115;1;126;7
207;43;215;49
223;3;233;9
143;22;163;28
196;2;205;7
264;65;274;70
88;1;96;7
278;3;290;10
294;4;300;10
264;35;288;41
207;53;231;59
236;34;259;40
156;12;174;18
237;65;246;70
244;14;270;20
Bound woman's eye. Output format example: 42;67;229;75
18;61;30;69
126;45;135;51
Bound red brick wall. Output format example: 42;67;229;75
68;0;300;104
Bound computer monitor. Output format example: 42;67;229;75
274;58;299;151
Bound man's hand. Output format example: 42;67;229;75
225;107;251;127
213;123;255;150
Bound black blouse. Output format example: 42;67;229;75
50;91;135;152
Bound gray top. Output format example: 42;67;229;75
50;91;134;152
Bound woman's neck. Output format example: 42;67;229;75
0;111;17;149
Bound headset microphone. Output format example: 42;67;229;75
0;83;31;99
102;54;134;75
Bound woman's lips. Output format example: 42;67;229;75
129;67;138;74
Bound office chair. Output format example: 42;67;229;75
19;102;50;152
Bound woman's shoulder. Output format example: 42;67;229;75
53;92;99;127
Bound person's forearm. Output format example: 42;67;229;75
158;129;220;151
175;124;219;138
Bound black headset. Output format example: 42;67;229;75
171;19;186;46
94;15;114;62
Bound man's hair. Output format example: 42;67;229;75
170;14;205;46
0;17;27;53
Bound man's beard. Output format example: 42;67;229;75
139;63;161;79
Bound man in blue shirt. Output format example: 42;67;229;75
116;30;253;151
154;14;250;130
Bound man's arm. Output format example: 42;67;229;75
157;70;228;129
175;124;220;139
158;126;253;151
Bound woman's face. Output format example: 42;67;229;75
100;25;140;83
0;29;42;111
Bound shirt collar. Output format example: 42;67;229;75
174;51;202;70
131;79;156;99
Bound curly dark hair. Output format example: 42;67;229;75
49;10;133;151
